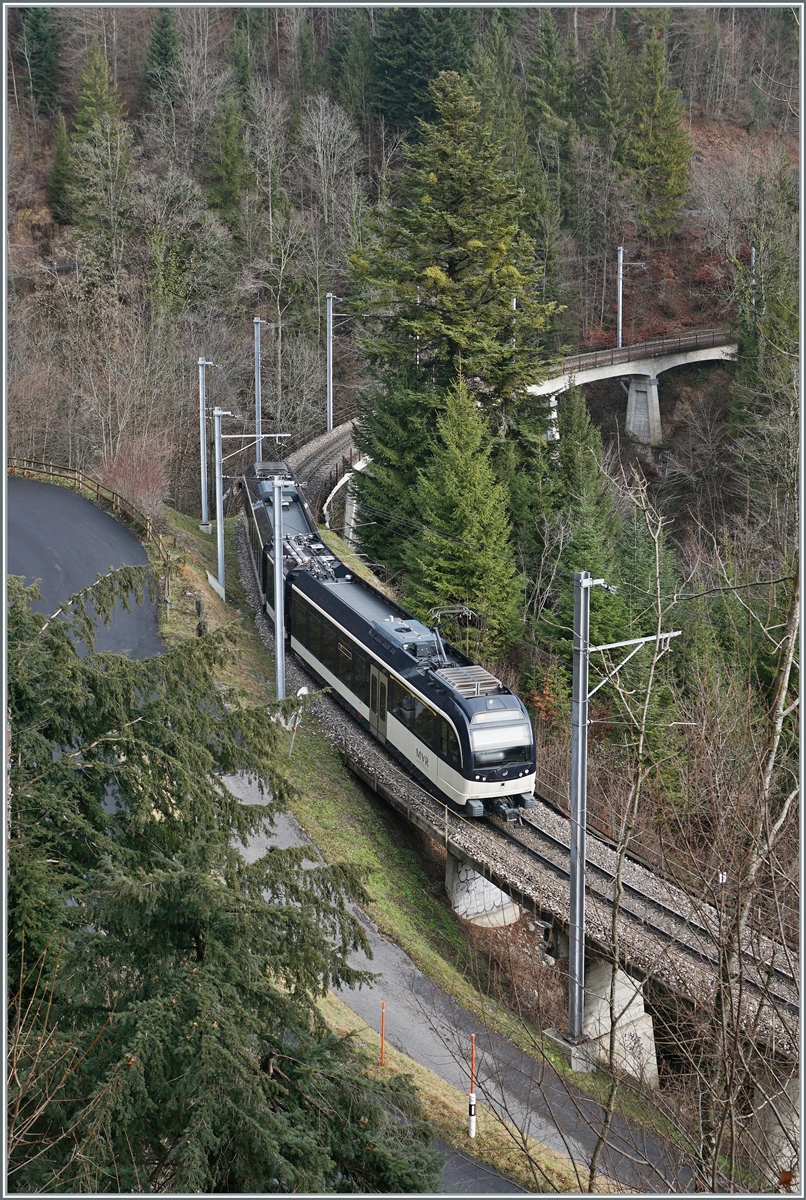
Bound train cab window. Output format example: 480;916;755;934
370;675;378;715
379;681;387;720
413;699;437;748
389;679;415;727
439;719;462;768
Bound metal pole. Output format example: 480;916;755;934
254;317;263;464
468;1033;477;1139
198;358;211;531
326;292;333;433
214;407;226;594
272;475;286;701
569;570;590;1045
616;246;624;350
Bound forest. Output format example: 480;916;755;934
6;5;800;1193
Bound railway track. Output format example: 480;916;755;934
488;813;799;1017
287;420;357;516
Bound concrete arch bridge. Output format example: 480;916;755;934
528;328;738;446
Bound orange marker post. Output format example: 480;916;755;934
468;1033;476;1138
380;1001;385;1066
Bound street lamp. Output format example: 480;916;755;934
567;570;680;1063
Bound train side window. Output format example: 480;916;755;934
353;650;369;705
337;641;353;688
291;594;307;644
440;719;462;768
321;622;339;675
370;675;378;714
307;609;321;657
379;681;387;720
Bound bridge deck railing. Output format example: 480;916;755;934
560;328;733;376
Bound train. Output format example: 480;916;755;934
242;461;537;819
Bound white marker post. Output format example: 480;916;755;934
468;1034;476;1138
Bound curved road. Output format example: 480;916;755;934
7;478;162;658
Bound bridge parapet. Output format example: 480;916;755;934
527;328;738;445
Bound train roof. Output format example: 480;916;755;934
243;463;520;711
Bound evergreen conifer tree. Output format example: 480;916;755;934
471;12;556;257
142;6;180;104
372;7;475;132
627;23;691;236
297;15;317;95
47;111;74;224
8;570;443;1193
208;93;248;218
403;375;522;659
72;38;124;139
353;71;557;413
582;28;631;161
18;6;62;114
525;9;570;129
352;70;557;572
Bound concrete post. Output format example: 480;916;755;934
326;292;333;433
569;572;591;1045
213;407;227;594
253;317;263;464
272;475;286;701
198;358;212;532
445;853;520;927
626;375;662;445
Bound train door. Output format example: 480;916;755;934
369;665;388;743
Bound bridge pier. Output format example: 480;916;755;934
582;958;659;1088
748;1059;799;1189
445;852;520;927
625;374;663;446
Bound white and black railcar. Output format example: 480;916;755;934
243;463;537;818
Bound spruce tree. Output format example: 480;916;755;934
582;28;631;162
47;111;74;224
207;93;248;219
18;6;62;114
353;71;557;412
372;7;475;132
471;11;556;255
142;6;180;104
8;570;443;1193
72;38;124;139
627;24;691;236
403;375;522;660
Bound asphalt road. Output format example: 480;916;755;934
228;774;688;1195
7;478;163;658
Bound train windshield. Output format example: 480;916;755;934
470;720;533;769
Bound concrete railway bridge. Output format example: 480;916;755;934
528;327;738;446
